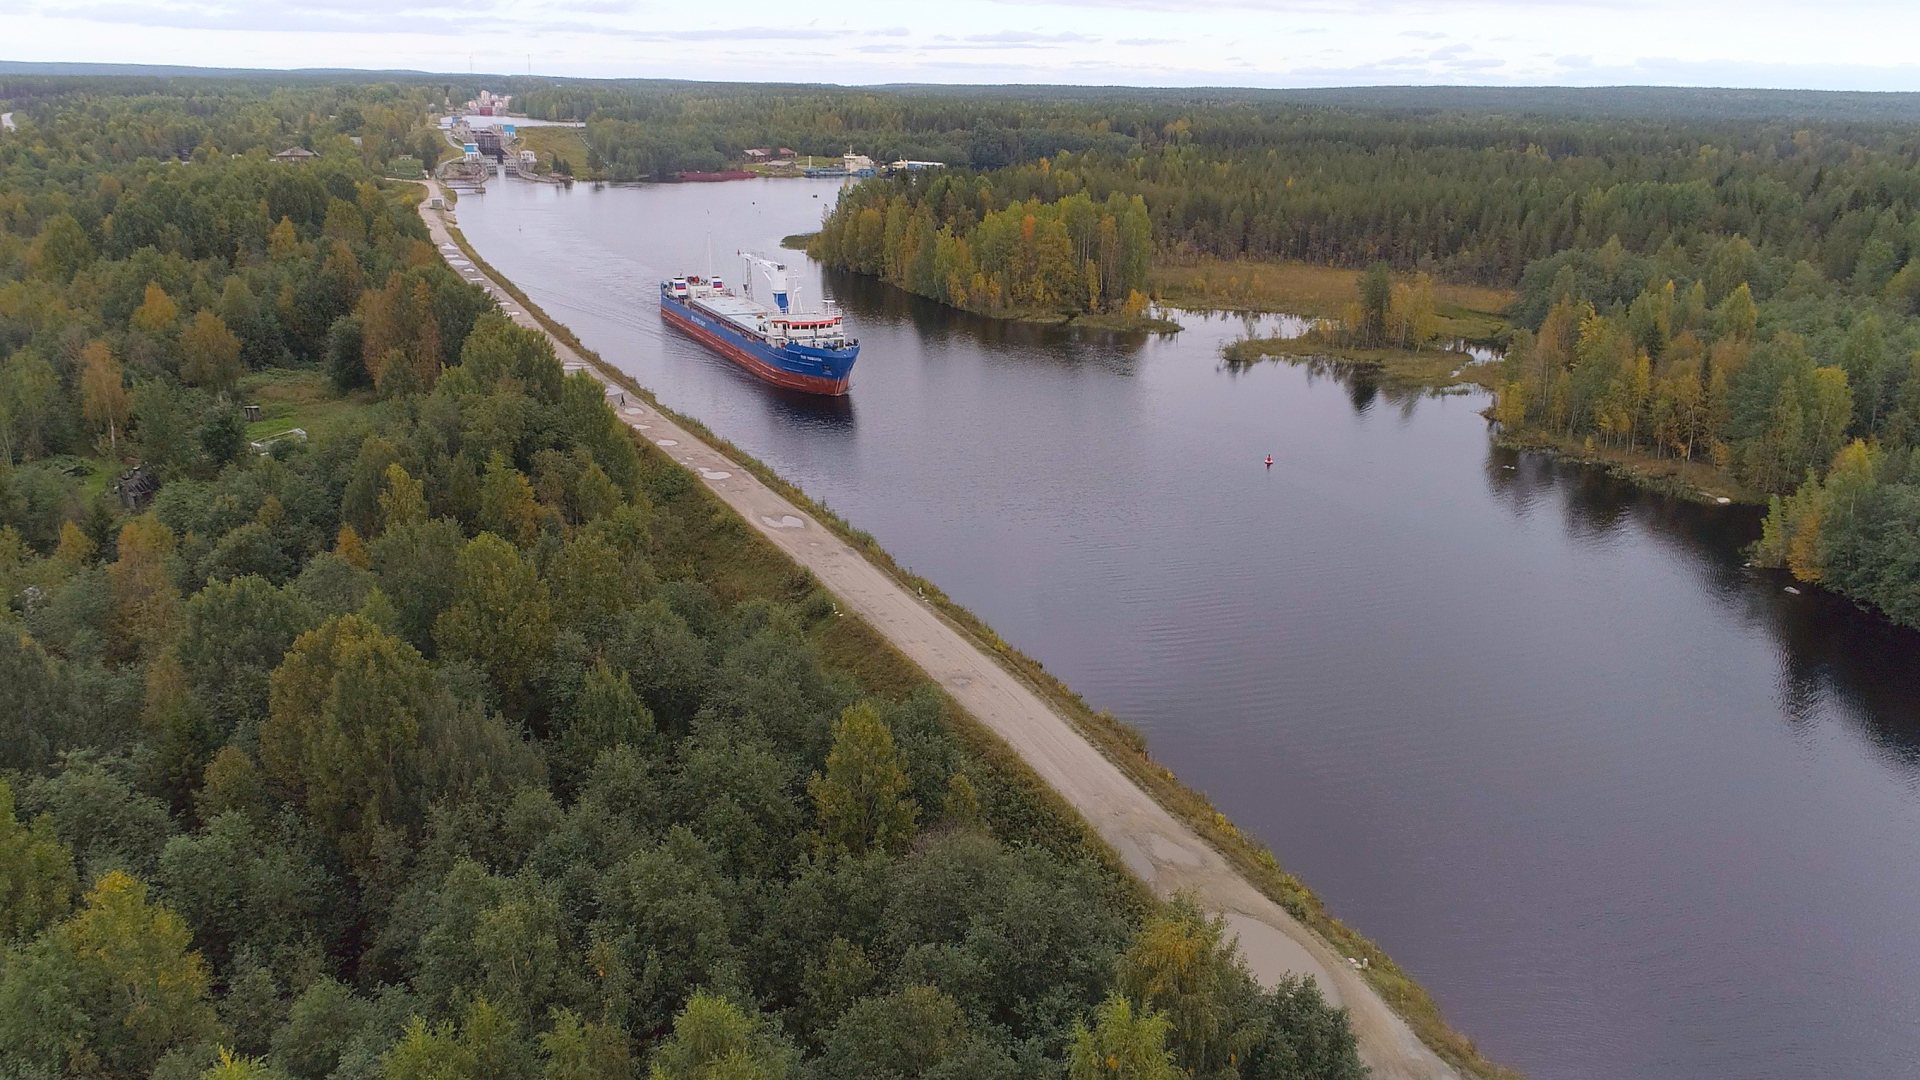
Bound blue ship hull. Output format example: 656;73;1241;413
659;286;858;395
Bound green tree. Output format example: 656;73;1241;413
1357;264;1391;347
434;532;556;704
1114;899;1258;1078
1067;994;1180;1080
480;453;546;548
383;1016;470;1080
1806;366;1854;473
180;575;315;738
272;978;374;1080
378;463;429;533
370;515;465;654
181;311;246;394
1748;378;1806;493
203;1046;290;1080
0;778;75;942
809;702;917;856
0;348;59;462
556;663;654;787
0;870;219;1080
1241;976;1365;1080
328;315;370;391
29;212;94;282
540;1010;631;1080
0;628;67;773
157;809;339;986
813;984;1011;1080
647;991;793;1080
1839;313;1892;432
260;614;430;863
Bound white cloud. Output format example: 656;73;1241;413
5;0;1920;91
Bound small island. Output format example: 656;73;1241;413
807;170;1181;333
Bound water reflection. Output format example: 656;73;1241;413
828;269;1156;375
1479;440;1920;763
453;177;1920;1080
761;383;856;434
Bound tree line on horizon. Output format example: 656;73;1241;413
788;98;1920;628
0;81;1369;1080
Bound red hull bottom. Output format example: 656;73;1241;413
661;305;851;396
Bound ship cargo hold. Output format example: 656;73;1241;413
659;256;859;395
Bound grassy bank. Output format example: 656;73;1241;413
1225;336;1500;391
1493;429;1754;505
1224;338;1754;506
443;221;1519;1080
1024;308;1182;333
514;125;595;178
1152;259;1513;342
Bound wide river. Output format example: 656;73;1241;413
454;177;1920;1080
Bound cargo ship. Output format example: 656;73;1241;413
659;255;859;395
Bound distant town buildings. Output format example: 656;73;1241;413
273;146;318;163
465;90;513;117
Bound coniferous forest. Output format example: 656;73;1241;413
11;68;1920;1080
0;78;1365;1080
789;90;1920;628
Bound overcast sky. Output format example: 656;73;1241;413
8;0;1920;91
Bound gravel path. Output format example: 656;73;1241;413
419;183;1462;1079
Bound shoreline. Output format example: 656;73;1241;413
427;178;1516;1080
1224;338;1755;506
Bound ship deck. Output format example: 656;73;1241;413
689;294;772;337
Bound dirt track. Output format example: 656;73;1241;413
420;183;1461;1079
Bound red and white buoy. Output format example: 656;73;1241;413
1265;455;1273;467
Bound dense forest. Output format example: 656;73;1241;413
807;172;1154;320
0;81;1366;1080
790;96;1920;626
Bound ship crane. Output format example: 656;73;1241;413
738;252;795;313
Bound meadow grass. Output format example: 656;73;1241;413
1152;258;1513;341
238;369;376;443
1223;337;1502;390
514;126;595;177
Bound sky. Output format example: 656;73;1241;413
7;0;1920;91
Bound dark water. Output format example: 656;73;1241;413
454;178;1920;1080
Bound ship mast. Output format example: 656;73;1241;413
738;252;793;313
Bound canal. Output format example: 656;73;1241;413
453;176;1920;1080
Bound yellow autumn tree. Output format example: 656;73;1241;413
79;340;130;454
41;871;220;1078
129;283;179;334
268;216;300;261
179;310;244;392
334;523;371;569
108;514;182;660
